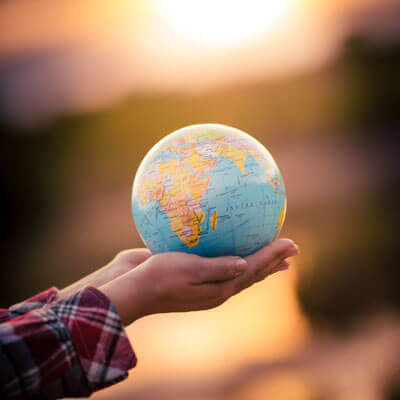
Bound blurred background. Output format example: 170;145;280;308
1;0;400;399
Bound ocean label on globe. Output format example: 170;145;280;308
132;124;286;257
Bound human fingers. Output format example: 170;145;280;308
186;241;298;308
224;239;299;294
246;239;298;273
251;244;298;283
249;239;298;279
270;258;291;274
115;248;153;266
250;239;299;285
217;255;292;306
188;255;248;284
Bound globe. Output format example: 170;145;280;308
132;124;286;257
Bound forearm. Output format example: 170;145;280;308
58;264;111;300
99;268;154;326
58;262;129;301
57;249;152;301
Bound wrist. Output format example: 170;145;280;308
98;270;153;326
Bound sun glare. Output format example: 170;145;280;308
154;0;294;45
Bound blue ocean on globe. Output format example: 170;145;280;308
132;123;286;257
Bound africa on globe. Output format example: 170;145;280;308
132;124;286;257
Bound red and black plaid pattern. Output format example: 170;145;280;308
0;286;137;399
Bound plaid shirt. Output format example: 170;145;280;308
0;286;137;399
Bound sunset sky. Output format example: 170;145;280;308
1;0;399;122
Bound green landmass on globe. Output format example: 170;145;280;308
132;123;286;257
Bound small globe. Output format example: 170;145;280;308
132;124;286;257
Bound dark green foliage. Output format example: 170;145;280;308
297;186;400;331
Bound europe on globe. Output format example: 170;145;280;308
132;124;286;257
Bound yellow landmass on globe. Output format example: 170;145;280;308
138;158;209;248
210;210;218;230
216;143;248;175
277;199;287;231
248;149;284;194
186;149;217;174
195;130;225;142
138;176;160;204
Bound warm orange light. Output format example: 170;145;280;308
154;0;294;45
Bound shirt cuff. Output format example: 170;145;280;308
8;287;59;316
50;286;137;392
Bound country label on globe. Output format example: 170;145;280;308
132;124;286;257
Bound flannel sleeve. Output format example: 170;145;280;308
0;287;58;324
0;286;137;399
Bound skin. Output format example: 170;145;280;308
58;248;152;301
59;239;299;326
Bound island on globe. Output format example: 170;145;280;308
132;123;286;257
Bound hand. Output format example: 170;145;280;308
58;248;152;300
99;239;299;326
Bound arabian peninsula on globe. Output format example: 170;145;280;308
132;124;286;257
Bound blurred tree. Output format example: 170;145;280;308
297;178;400;331
339;35;400;136
296;36;400;331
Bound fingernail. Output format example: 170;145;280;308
235;258;247;275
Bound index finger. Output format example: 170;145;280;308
223;239;299;295
190;255;248;284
